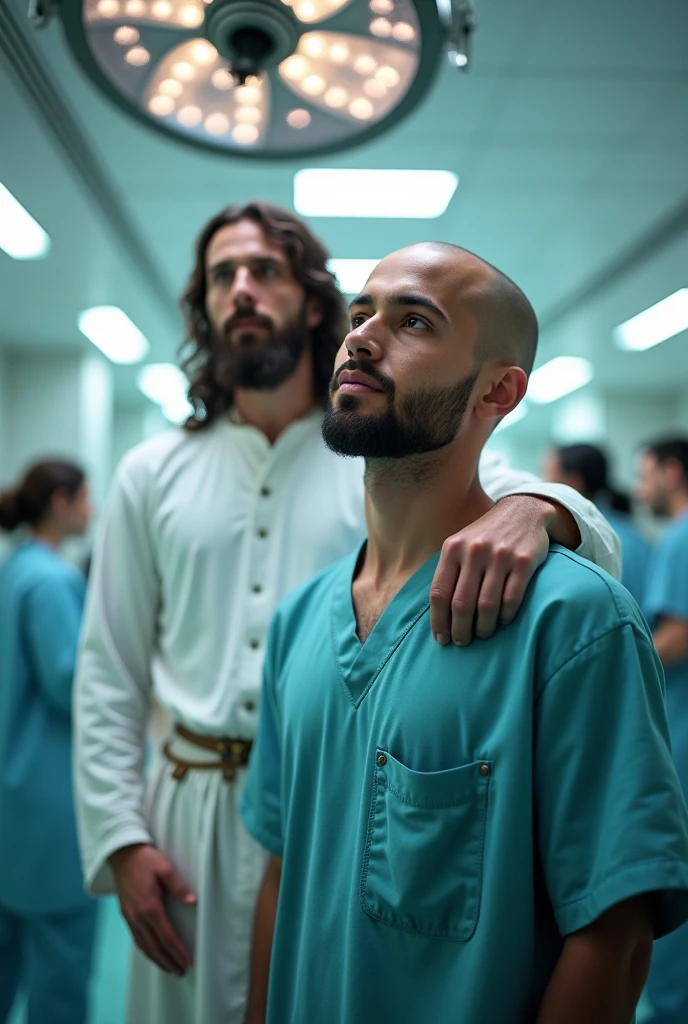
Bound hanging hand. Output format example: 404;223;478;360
429;495;580;646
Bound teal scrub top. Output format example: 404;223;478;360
242;544;688;1024
0;541;90;914
644;513;688;796
601;506;651;607
642;514;688;1023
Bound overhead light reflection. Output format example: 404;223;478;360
78;306;149;364
137;363;192;423
614;289;688;351
0;182;51;260
527;357;594;404
294;168;459;218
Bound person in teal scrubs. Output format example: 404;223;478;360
0;460;96;1024
636;437;688;1024
543;443;650;605
241;243;688;1024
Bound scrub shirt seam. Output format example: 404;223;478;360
360;763;380;915
553;855;688;916
384;781;479;810
548;548;630;618
328;551;363;706
535;620;650;703
330;595;357;708
241;806;283;858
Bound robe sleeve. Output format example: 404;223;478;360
73;451;159;894
479;447;621;579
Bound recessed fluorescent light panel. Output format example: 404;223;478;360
493;403;528;433
294;169;459;219
327;259;380;294
527;356;594;405
137;363;193;424
0;182;51;260
78;306;149;364
614;288;688;351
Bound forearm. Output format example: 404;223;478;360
536;929;652;1023
245;856;282;1024
495;493;582;549
653;619;688;667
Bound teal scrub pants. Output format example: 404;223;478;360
0;901;97;1024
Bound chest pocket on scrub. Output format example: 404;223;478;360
360;749;491;941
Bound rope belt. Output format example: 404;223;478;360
162;723;253;782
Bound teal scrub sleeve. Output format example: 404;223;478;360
534;623;688;938
645;525;688;623
621;531;651;608
241;636;284;858
24;574;86;717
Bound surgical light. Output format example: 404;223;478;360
52;0;464;158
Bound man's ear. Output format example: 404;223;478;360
474;365;528;422
305;296;324;329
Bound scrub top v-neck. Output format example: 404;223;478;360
331;542;439;706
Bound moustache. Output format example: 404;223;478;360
332;359;395;400
224;312;274;337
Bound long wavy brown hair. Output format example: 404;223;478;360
179;201;347;430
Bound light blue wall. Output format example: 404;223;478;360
2;351;83;482
0;351;114;504
0;350;7;480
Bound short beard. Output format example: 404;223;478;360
212;305;309;392
321;359;480;460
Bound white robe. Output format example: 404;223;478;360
74;411;619;1024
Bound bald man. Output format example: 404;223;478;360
240;244;688;1024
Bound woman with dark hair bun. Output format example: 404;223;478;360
544;443;651;604
0;459;96;1024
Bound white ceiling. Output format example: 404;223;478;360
0;0;686;412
